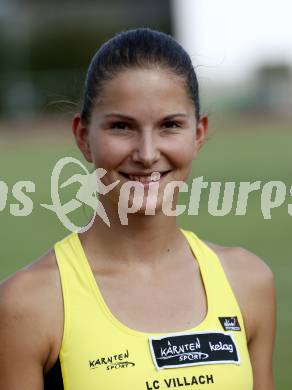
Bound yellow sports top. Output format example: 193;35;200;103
54;229;253;389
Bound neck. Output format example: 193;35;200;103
79;204;185;267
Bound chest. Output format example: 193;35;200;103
92;256;208;333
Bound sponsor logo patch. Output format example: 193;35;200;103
219;316;241;331
149;331;240;370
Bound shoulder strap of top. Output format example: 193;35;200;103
181;229;245;322
54;232;98;291
54;232;98;351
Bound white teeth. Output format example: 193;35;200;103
127;171;162;183
151;172;161;181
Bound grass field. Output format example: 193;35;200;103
0;115;291;388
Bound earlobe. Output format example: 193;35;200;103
193;115;208;158
72;114;93;163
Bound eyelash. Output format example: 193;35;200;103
162;121;181;129
110;121;181;130
110;121;130;130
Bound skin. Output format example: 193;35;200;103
0;67;276;390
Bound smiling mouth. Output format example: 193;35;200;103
119;171;171;183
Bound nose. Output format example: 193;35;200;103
132;130;160;167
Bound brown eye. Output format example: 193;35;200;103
163;121;180;129
111;121;130;130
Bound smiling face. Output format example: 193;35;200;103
73;67;208;215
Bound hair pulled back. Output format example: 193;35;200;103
81;28;200;123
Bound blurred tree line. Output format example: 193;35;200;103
0;0;172;118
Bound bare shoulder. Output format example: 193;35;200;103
204;241;276;341
0;249;63;373
206;240;274;283
0;249;60;313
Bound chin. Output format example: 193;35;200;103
117;192;162;216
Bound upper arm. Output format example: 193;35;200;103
0;270;53;389
214;245;277;390
245;255;276;390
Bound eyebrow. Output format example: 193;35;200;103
104;113;188;121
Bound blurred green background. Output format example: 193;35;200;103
1;0;291;389
0;115;291;389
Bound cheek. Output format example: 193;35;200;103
165;137;196;168
90;135;130;169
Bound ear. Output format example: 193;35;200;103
72;114;93;163
193;114;208;158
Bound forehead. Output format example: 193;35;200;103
93;68;194;117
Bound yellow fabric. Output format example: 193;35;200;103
54;229;253;389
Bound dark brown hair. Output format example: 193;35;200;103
80;28;200;123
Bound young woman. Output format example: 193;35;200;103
0;28;276;390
